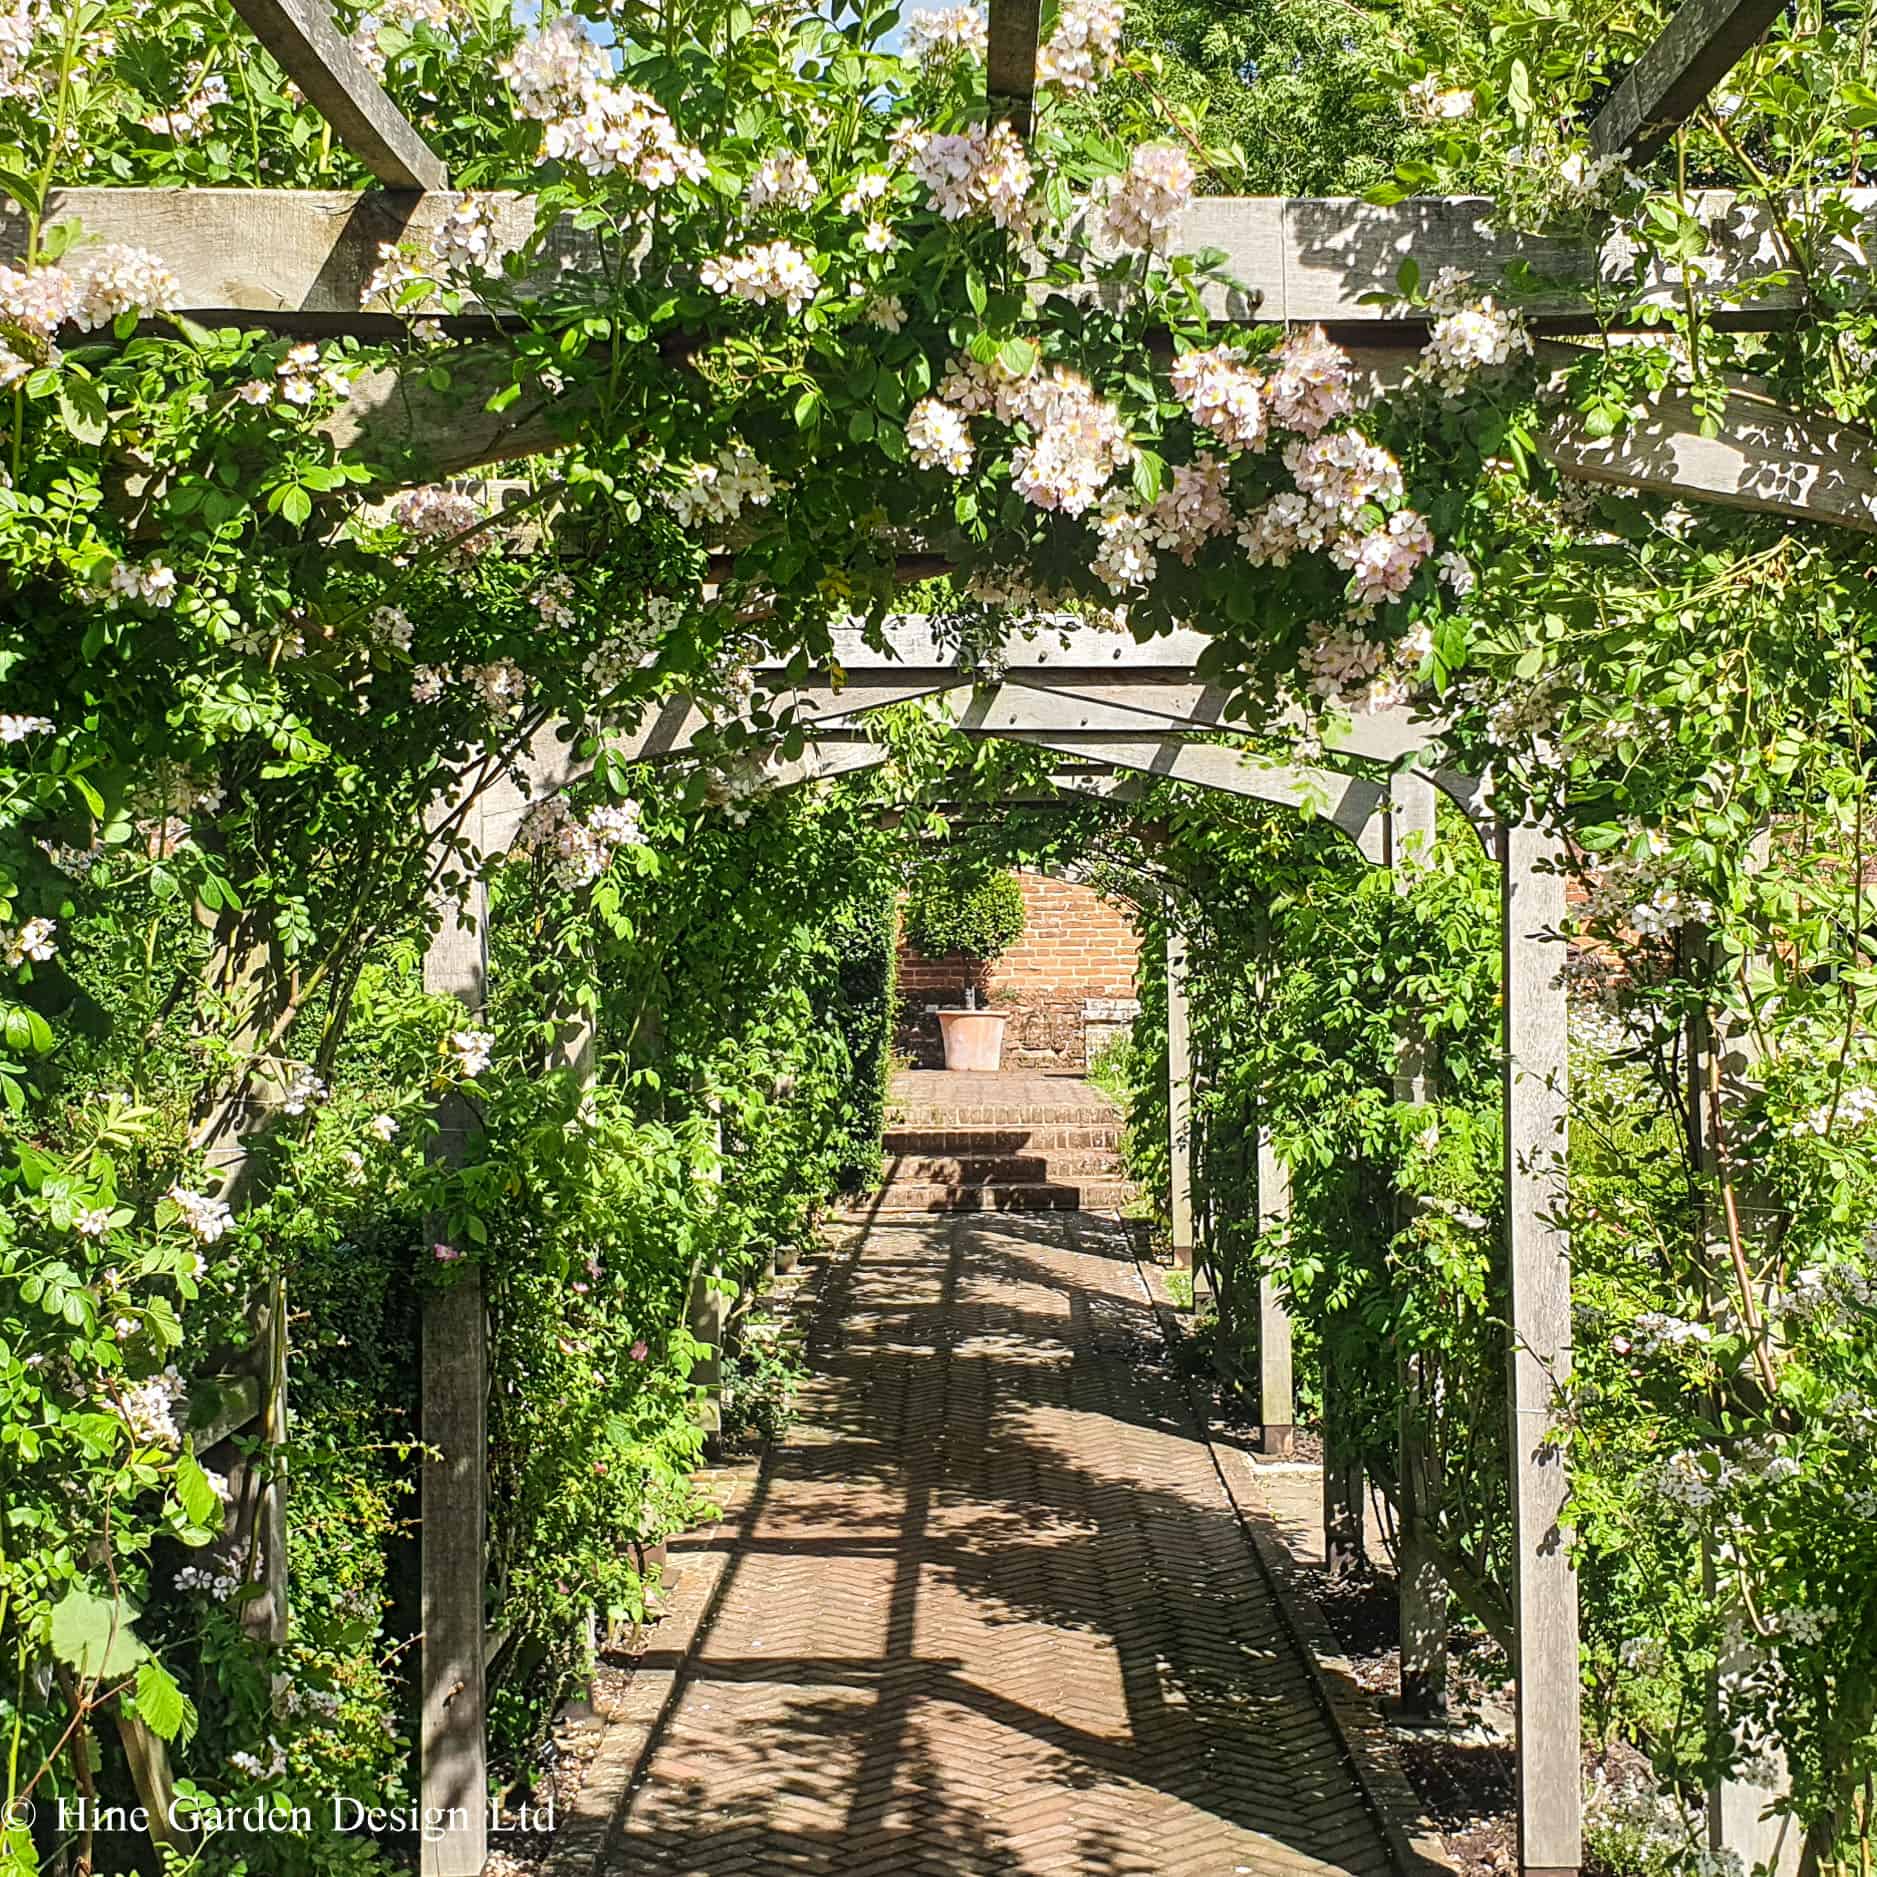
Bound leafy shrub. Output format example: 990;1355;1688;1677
903;867;1027;964
830;888;900;1192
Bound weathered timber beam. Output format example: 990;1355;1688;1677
16;187;1865;329
224;0;448;191
326;356;575;478
983;678;1491;837
1540;370;1877;534
966;729;1392;861
14;187;1860;532
327;347;1877;545
477;683;957;845
986;0;1042;135
1590;0;1785;165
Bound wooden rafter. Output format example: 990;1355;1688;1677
985;0;1043;134
1589;0;1785;165
1539;367;1877;534
26;183;1877;533
225;0;447;191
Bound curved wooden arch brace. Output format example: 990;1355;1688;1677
698;725;1394;866
950;727;1393;865
976;678;1492;851
1009;731;1383;851
478;663;1448;867
477;682;957;850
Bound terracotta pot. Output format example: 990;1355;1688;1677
937;1009;1008;1072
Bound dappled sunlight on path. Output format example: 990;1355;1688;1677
582;1213;1397;1876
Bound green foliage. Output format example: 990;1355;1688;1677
830;886;901;1192
903;865;1028;965
1085;0;1438;195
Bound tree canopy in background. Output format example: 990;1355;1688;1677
1085;0;1441;194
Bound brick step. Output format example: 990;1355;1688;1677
884;1124;1122;1154
842;1180;1134;1215
889;1104;1119;1128
883;1152;1121;1181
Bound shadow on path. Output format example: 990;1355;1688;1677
588;1212;1398;1877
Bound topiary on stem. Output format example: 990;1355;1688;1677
904;866;1027;1002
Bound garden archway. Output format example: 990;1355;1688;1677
442;619;1577;1876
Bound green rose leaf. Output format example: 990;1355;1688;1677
49;1587;149;1680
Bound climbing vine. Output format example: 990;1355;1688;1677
2;0;1877;1869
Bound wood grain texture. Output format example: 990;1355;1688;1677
981;731;1393;862
1590;0;1785;164
22;186;1869;328
1540;369;1877;534
224;0;447;190
1390;773;1448;1715
419;781;489;1877
985;0;1042;132
419;1275;489;1877
1498;819;1583;1874
32;189;1877;532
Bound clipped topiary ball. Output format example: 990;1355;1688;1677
904;867;1027;964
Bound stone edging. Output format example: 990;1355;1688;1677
1132;1258;1461;1877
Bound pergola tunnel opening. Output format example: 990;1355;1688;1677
398;655;1584;1876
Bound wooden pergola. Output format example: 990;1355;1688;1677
482;624;1573;1876
43;1;1844;1873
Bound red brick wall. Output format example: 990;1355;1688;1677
896;871;1141;1071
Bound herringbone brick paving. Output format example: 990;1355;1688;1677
592;1212;1396;1876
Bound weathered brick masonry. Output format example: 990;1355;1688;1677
896;871;1141;1071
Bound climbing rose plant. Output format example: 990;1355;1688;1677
3;0;1877;1870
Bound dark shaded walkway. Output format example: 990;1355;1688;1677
588;1212;1397;1875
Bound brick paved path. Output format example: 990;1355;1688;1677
596;1213;1396;1875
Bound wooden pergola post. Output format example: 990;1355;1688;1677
1498;817;1582;1877
1166;928;1199;1290
1390;776;1448;1715
1253;1124;1295;1457
420;786;491;1877
1251;919;1295;1455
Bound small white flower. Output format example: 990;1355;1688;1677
108;560;177;608
746;152;818;212
447;1029;495;1078
1437;549;1475;596
5;915;56;967
368;1113;399;1142
905;4;987;62
119;1366;186;1449
862;293;906;333
74;1207;114;1238
280;1066;329;1116
906;397;974;475
1;713;54;742
1099;142;1195;254
166;1185;234;1244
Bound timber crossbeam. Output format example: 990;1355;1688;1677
10;186;1868;332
